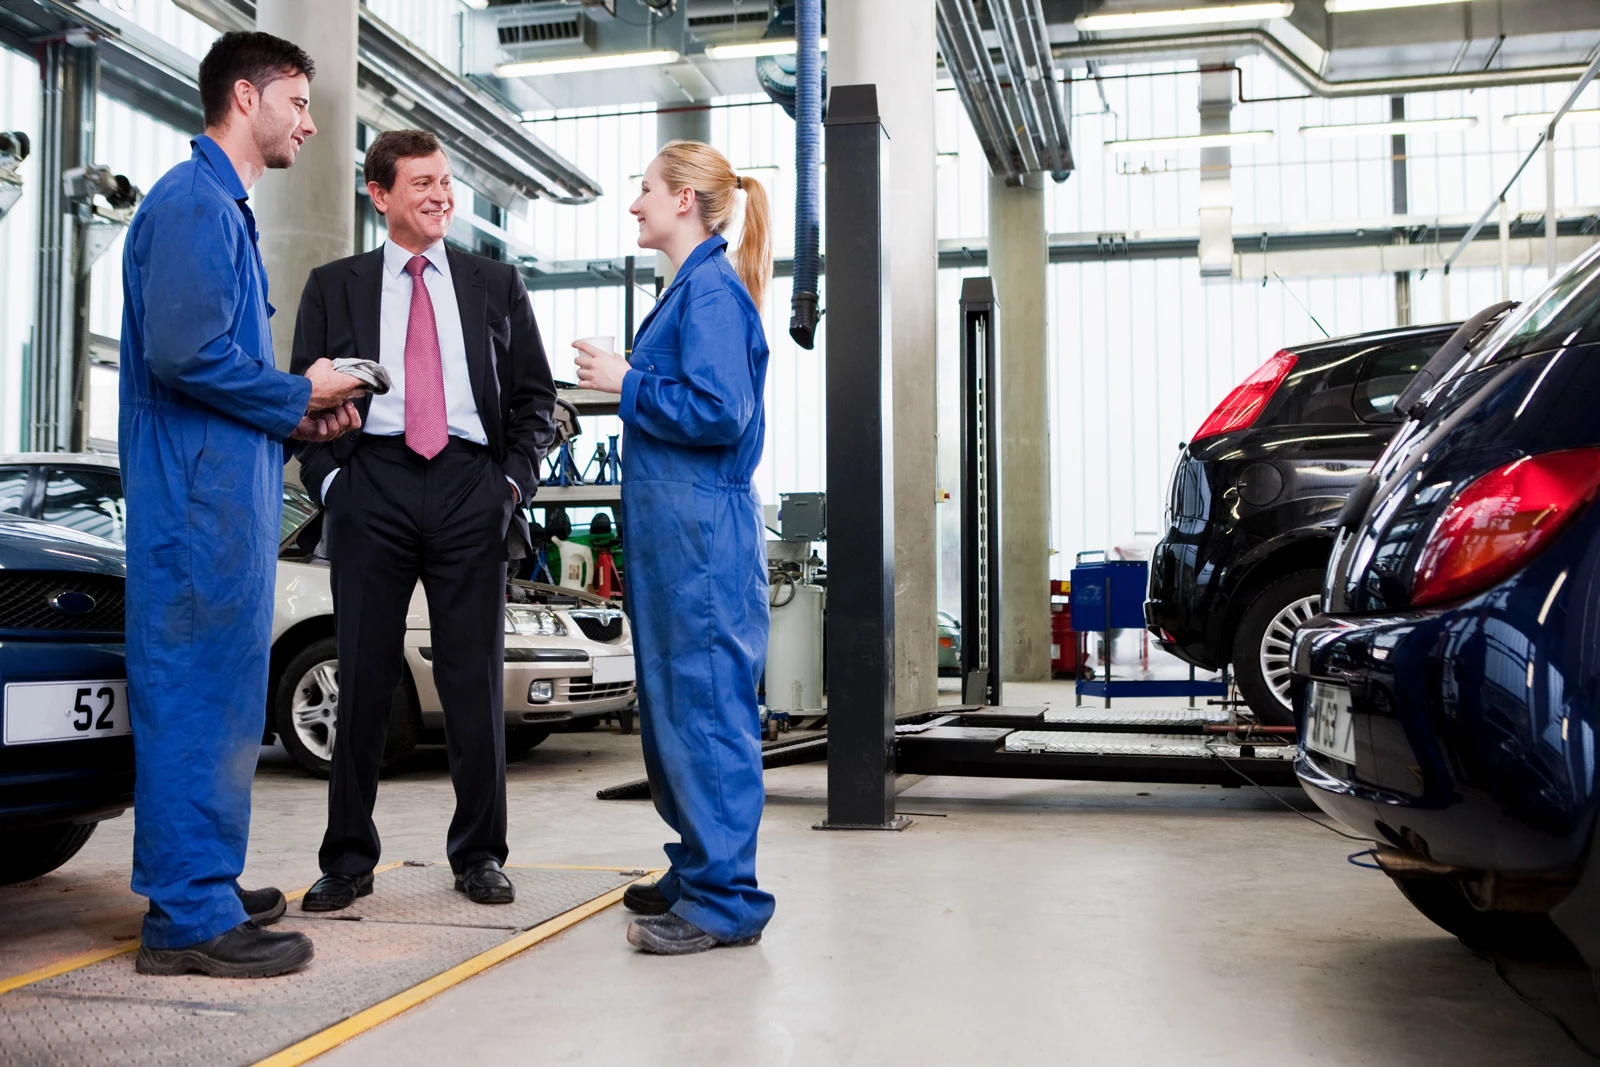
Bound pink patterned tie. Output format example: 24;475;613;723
403;255;448;460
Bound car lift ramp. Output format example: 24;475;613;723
0;863;650;1067
895;706;1300;787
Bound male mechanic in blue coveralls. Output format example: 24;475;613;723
120;32;367;979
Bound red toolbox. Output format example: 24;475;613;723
1050;580;1086;677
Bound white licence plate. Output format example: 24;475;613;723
1305;682;1356;764
3;680;130;746
591;656;635;685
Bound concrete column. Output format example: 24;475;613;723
654;103;711;291
253;0;358;371
988;172;1050;682
828;0;939;716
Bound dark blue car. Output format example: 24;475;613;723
1291;243;1600;972
0;515;129;885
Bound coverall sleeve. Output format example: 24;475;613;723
289;268;337;497
139;199;312;439
618;289;755;446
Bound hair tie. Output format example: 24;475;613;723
736;175;743;190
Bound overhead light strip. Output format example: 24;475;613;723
1506;109;1600;127
1325;0;1492;12
1300;116;1478;138
1075;3;1292;32
704;38;829;60
1104;131;1275;151
495;49;682;79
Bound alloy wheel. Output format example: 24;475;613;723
291;660;339;761
1259;594;1319;710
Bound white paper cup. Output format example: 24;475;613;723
575;335;616;356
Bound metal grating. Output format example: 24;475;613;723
566;680;633;702
569;611;623;643
497;18;582;46
0;865;637;1067
1043;707;1232;727
0;571;125;633
1005;730;1297;760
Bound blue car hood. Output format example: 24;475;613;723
0;515;125;579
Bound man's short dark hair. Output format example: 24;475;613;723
364;130;445;193
198;32;316;130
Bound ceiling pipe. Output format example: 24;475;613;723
1054;28;1593;97
992;0;1072;181
936;0;1029;181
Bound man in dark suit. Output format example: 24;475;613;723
290;129;556;909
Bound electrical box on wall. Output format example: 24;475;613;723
779;492;826;543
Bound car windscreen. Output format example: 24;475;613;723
1459;242;1600;372
282;482;317;542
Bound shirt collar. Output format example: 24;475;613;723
660;234;728;302
383;238;450;279
191;134;248;203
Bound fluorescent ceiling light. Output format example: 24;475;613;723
1506;109;1600;127
495;49;681;79
1104;130;1274;151
1300;116;1477;138
1075;3;1292;32
1325;0;1491;11
704;38;828;60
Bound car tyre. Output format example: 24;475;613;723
1392;877;1574;959
505;726;550;761
1232;569;1323;726
275;637;419;779
0;821;98;886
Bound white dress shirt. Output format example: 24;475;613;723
324;239;518;501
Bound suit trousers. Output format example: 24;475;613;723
319;435;512;876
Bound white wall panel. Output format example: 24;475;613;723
0;46;41;452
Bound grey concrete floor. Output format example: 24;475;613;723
2;683;1594;1065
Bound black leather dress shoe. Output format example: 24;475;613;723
135;921;314;978
454;859;515;904
623;880;671;915
238;886;286;926
300;871;374;912
626;912;761;956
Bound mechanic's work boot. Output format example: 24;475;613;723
135;922;314;978
623;880;671;915
300;871;374;912
237;886;286;926
626;912;762;956
455;859;516;904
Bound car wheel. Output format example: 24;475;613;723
1232;570;1322;726
274;637;419;778
0;821;97;885
1392;877;1573;958
505;726;550;761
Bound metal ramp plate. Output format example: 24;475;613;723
1005;730;1297;760
0;865;635;1067
1042;707;1232;728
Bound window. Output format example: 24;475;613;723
42;467;126;544
0;467;32;517
1354;344;1438;423
281;483;317;542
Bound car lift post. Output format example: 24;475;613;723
959;277;1002;708
818;84;906;831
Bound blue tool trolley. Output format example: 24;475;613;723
1071;550;1229;706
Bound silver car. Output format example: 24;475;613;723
0;454;637;777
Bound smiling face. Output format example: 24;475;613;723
250;72;315;169
629;154;695;253
369;150;454;253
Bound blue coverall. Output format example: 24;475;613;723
619;234;775;941
119;136;313;949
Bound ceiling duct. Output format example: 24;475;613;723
990;0;1072;181
492;4;596;58
686;0;776;46
937;0;1031;182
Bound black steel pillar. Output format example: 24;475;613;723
623;254;636;355
959;277;1002;708
29;38;96;453
818;85;905;831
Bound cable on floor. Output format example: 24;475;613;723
1214;752;1378;844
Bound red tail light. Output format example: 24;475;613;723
1411;448;1600;607
1192;351;1297;442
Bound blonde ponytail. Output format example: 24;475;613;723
656;139;773;309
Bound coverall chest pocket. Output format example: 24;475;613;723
630;343;677;379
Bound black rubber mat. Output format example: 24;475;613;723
0;865;635;1067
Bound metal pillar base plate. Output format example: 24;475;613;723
813;815;913;831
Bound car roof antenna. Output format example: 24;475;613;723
1273;271;1330;339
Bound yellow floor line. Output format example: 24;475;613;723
250;872;656;1067
0;861;406;997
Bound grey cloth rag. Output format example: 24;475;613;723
332;357;392;395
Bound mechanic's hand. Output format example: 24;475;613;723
290;401;363;442
573;341;629;394
305;358;368;412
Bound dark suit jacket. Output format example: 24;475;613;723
289;246;557;556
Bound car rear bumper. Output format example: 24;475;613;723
1291;603;1596;873
1146;537;1222;670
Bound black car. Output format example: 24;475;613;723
1146;323;1459;724
1292;243;1600;971
0;516;129;885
